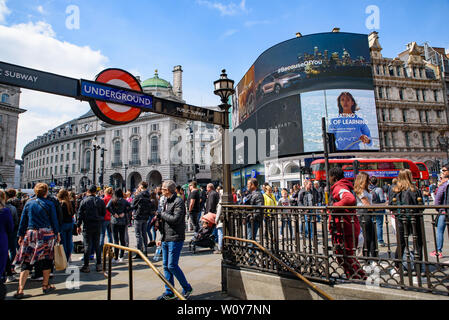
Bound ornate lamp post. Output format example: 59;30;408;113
123;163;129;191
214;69;235;205
438;135;449;164
92;136;101;187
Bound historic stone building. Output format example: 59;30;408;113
261;32;449;189
21;67;219;192
0;84;26;188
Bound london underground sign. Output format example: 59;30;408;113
0;61;225;126
81;68;148;125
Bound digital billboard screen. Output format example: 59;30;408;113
232;31;379;162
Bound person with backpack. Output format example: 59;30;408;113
432;164;449;258
131;181;153;258
57;189;75;263
0;190;13;296
107;189;131;263
76;185;106;273
368;176;386;247
389;169;424;276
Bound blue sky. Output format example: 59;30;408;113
1;0;448;157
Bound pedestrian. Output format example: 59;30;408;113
422;185;430;206
273;186;281;202
76;185;106;273
245;178;264;241
4;190;19;283
131;181;152;258
214;189;224;254
0;190;13;288
278;188;292;239
107;189;131;263
368;176;387;247
147;190;159;247
298;180;317;238
389;169;424;276
57;189;75;262
431;164;449;258
100;187;113;252
354;172;376;258
13;183;60;298
187;181;201;233
328;167;365;280
236;190;242;204
205;183;220;214
155;180;193;300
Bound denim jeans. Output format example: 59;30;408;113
147;221;156;242
100;220;113;251
300;215;314;238
246;219;260;241
217;227;223;250
61;222;74;261
280;219;292;237
111;224;126;259
375;212;385;244
135;219;149;252
82;227;102;267
162;241;192;295
189;211;200;233
436;214;447;252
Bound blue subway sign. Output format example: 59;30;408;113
344;170;400;179
80;80;153;110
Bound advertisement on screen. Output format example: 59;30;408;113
231;32;378;160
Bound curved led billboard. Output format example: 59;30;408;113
232;32;380;162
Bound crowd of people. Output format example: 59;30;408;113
1;165;448;298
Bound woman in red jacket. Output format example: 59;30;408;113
100;187;113;252
329;167;366;280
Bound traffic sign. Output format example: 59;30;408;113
50;182;56;188
85;69;145;125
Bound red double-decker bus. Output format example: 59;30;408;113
415;162;430;181
311;158;421;185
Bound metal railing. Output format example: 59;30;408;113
222;204;449;296
102;243;186;300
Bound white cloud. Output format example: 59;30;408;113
37;5;45;14
0;21;108;158
221;29;238;38
196;0;247;16
244;20;270;27
0;0;11;24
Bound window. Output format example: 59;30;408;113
399;88;404;100
72;164;76;173
384;132;390;147
114;130;121;137
428;133;433;147
151;123;159;131
132;127;139;134
381;108;387;122
437;110;442;119
55;166;58;175
383;65;387;75
151;136;159;161
73;142;76;148
67;143;70;150
51;147;54;153
434;90;439;102
402;110;407;122
60;154;63;162
422;90;426;101
73;152;76;160
413;68;417;78
425;110;429;123
403;67;408;78
419;68;423;78
66;153;69;162
55;155;58;163
61;145;64;151
405;132;410;147
1;93;9;103
56;146;58;152
50;156;53;163
378;87;383;99
389;66;394;76
419;110;423;123
101;137;105;144
375;65;380;75
422;132;427;148
385;87;389;99
416;89;420;101
131;139;140;163
60;165;63;174
85;151;91;170
396;66;401;76
114;141;121;164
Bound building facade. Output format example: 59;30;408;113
247;32;449;190
0;84;26;188
21;67;219;192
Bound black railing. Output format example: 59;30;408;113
129;160;141;166
148;158;161;165
111;161;123;167
222;204;449;296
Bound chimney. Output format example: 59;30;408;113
172;65;183;100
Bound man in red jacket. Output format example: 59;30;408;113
328;167;366;280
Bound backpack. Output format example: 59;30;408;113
391;189;422;221
137;196;152;218
370;187;385;204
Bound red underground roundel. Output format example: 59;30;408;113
89;68;143;125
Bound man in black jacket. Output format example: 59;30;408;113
131;181;152;258
205;183;220;214
77;185;106;273
156;180;193;300
245;178;264;241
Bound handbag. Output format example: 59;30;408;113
54;243;68;271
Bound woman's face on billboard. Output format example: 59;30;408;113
340;94;354;114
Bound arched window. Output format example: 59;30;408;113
131;139;140;163
85;150;91;171
114;140;121;164
151;136;159;162
1;93;9;103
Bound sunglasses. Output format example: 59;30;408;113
441;169;448;173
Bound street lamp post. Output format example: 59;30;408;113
65;165;69;189
92;137;101;187
100;147;107;189
214;69;235;205
124;164;129;191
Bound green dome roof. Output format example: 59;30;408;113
141;70;172;89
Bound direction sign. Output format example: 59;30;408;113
85;68;144;125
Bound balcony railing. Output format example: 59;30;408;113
222;204;449;296
129;159;141;166
111;161;123;168
148;158;161;165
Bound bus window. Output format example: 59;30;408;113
342;164;353;170
378;162;394;170
359;162;377;170
393;162;404;169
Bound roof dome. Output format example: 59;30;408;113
141;70;172;89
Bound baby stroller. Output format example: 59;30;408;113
189;213;216;254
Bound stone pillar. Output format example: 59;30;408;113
172;65;183;100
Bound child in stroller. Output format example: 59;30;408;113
189;213;216;253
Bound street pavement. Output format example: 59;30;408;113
4;225;230;300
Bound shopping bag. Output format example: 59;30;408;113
54;243;68;271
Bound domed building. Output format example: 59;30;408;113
21;66;219;191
